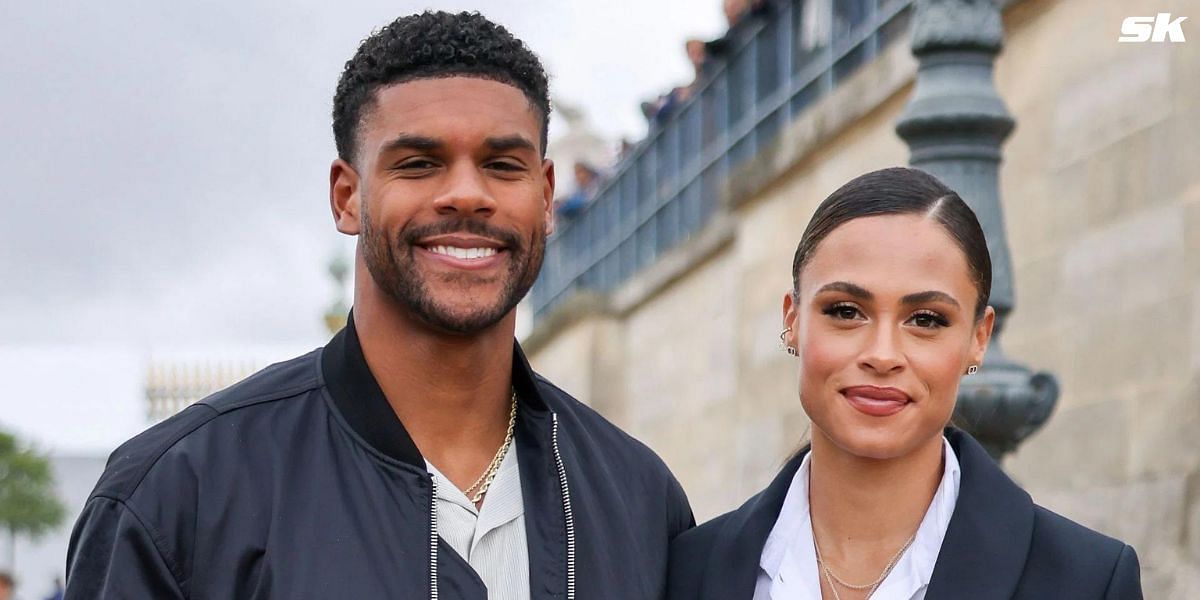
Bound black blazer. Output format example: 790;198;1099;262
668;428;1142;599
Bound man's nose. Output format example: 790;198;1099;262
432;162;498;217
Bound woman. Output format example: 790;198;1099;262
667;168;1142;599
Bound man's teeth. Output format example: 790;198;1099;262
429;245;498;260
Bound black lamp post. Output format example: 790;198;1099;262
895;0;1058;460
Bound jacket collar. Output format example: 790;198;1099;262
320;310;551;470
925;428;1033;599
697;428;1034;600
699;447;806;599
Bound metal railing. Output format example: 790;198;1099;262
532;0;914;319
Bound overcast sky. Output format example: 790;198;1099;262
0;0;724;453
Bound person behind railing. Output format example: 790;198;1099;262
554;161;602;221
685;38;714;96
642;0;774;130
704;0;772;59
641;38;711;129
652;87;691;128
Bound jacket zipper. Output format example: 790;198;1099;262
429;475;440;600
552;412;577;600
426;413;576;600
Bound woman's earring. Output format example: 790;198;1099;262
967;365;979;375
780;328;797;356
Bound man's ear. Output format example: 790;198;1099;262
542;158;556;236
330;158;361;235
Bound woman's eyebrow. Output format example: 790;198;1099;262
815;281;872;300
901;290;961;309
815;282;962;309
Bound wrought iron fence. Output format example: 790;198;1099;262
532;0;914;319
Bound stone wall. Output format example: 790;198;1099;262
997;0;1200;595
525;0;1200;596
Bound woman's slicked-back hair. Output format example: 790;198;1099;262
791;167;992;320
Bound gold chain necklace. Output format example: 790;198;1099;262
814;530;917;600
463;389;518;505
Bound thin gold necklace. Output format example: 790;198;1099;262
463;389;518;505
814;530;917;599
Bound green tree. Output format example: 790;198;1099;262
0;430;65;570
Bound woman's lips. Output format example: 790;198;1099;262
841;386;911;417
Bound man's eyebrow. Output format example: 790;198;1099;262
485;135;537;153
901;290;961;309
815;281;872;300
379;134;442;154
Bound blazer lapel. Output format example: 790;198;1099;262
700;450;808;600
925;429;1034;599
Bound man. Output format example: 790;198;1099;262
65;11;692;599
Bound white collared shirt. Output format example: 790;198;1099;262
753;437;961;600
427;445;530;600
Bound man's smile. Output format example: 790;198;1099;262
415;234;510;271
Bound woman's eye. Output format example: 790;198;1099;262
909;311;949;329
823;304;862;321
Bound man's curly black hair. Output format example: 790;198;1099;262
333;11;551;164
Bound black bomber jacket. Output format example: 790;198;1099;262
66;317;694;599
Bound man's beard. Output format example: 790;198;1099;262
360;207;545;335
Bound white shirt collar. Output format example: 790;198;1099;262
757;436;961;600
426;445;524;533
758;449;818;599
